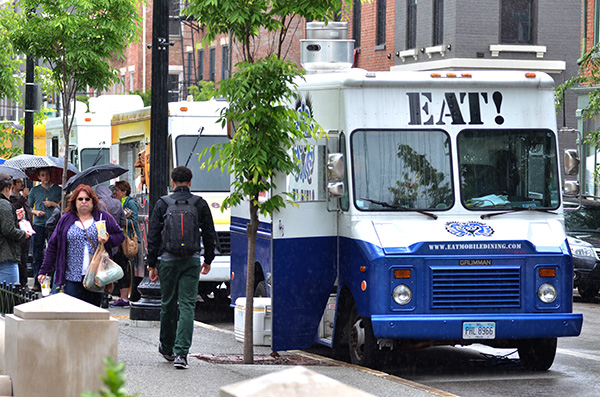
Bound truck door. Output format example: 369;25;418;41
271;141;338;351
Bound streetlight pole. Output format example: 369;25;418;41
130;0;170;322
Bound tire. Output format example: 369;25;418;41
254;280;267;297
517;338;557;371
347;305;385;369
578;284;599;300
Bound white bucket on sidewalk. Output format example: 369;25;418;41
234;297;272;346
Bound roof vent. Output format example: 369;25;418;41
301;22;354;72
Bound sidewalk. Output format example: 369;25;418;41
109;305;453;397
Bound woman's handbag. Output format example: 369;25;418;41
122;220;139;259
83;243;105;293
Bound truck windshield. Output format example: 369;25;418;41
175;135;230;192
458;129;559;210
352;129;453;211
80;148;110;170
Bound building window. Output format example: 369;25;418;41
433;0;443;46
222;45;230;80
129;71;134;92
376;0;386;47
500;0;535;44
186;52;194;85
198;49;204;81
168;74;180;102
352;0;361;48
406;0;417;49
209;47;215;82
169;0;181;36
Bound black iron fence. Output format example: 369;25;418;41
0;283;38;315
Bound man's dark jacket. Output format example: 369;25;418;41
145;186;216;268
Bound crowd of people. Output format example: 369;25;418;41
0;167;141;308
0;165;216;371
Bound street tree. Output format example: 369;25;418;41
0;10;25;159
1;0;142;205
183;0;346;363
557;43;600;148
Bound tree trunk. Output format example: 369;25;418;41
243;197;259;364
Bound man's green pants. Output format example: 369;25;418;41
159;257;201;355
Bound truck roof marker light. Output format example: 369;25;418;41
84;117;92;122
539;268;556;278
446;73;457;78
361;280;367;291
461;73;472;78
231;272;234;280
431;73;442;78
394;269;411;279
360;266;366;272
525;72;536;78
180;106;188;112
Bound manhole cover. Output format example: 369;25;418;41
193;353;335;366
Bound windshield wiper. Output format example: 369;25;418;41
184;126;205;168
360;198;438;220
481;207;557;219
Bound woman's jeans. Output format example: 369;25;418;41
0;260;19;285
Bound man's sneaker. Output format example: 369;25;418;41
110;298;130;307
173;354;189;369
158;343;175;362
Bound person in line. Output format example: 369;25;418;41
0;174;33;284
111;180;140;307
9;178;32;287
146;166;216;370
37;184;124;306
28;167;61;291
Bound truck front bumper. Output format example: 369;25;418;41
371;313;583;340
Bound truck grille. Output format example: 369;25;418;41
215;231;231;255
431;268;521;309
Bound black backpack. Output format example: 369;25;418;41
161;195;202;257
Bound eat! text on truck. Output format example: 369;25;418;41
230;66;583;371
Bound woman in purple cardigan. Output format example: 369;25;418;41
38;184;124;306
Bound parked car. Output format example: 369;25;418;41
564;200;600;299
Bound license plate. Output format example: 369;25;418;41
462;322;496;339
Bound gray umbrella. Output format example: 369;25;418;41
64;163;128;192
0;165;27;179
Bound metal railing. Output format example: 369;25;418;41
0;283;39;315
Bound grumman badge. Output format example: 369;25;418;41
445;221;494;237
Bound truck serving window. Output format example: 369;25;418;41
351;129;453;211
175;135;230;192
458;129;559;210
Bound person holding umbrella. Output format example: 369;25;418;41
9;178;32;288
0;173;33;285
28;167;61;291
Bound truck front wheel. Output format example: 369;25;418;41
348;305;385;370
517;338;557;371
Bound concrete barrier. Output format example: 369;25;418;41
219;366;375;397
4;293;118;397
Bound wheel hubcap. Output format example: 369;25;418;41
350;317;366;361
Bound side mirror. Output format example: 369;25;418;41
564;149;580;176
563;180;580;196
327;153;344;182
328;181;344;198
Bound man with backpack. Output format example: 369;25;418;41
146;166;215;370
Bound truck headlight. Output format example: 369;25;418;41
392;284;412;305
568;237;598;260
537;283;557;303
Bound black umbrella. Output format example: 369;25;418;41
64;163;128;193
